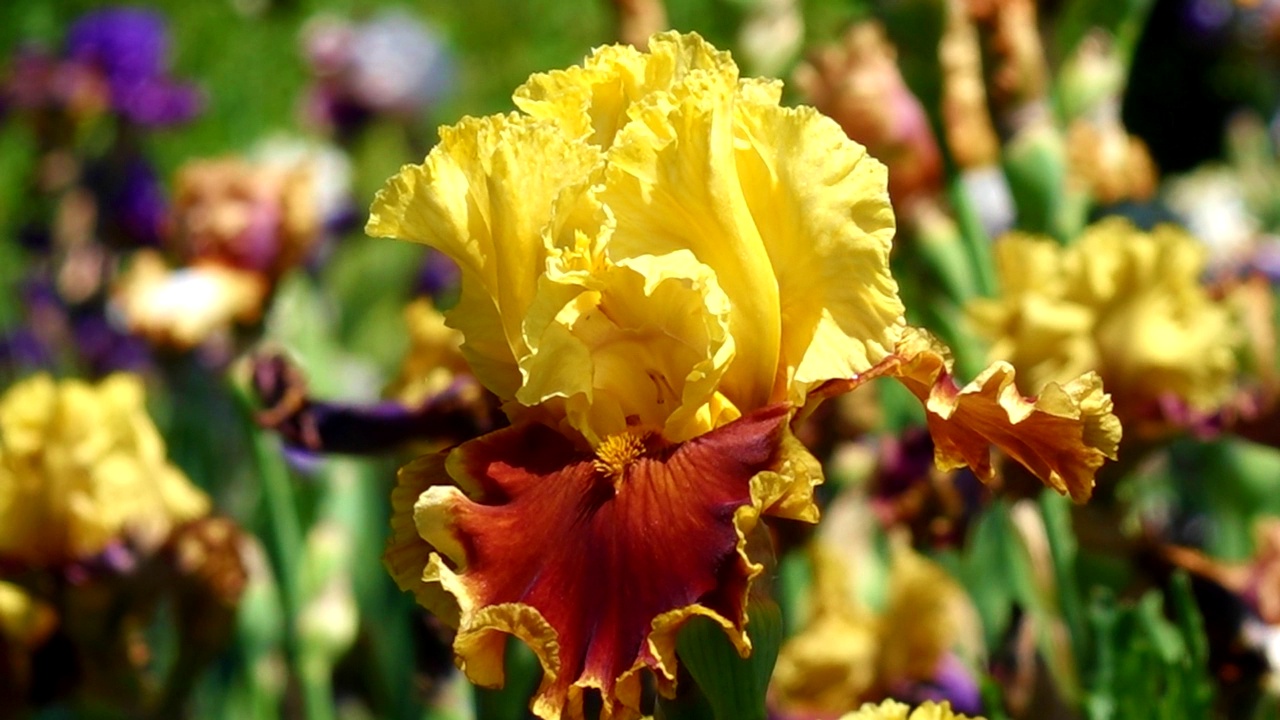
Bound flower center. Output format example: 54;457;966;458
593;431;648;490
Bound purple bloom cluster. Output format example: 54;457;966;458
65;7;202;125
83;154;168;248
3;7;201;126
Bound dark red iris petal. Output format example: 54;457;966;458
449;404;792;709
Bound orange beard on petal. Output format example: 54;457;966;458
440;404;794;719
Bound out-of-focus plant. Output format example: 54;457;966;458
112;138;351;354
0;373;247;716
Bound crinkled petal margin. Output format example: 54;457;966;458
814;327;1120;502
839;699;985;720
384;454;462;627
383;405;821;720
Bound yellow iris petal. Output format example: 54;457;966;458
733;99;903;402
515;32;738;150
599;55;782;412
367;114;604;399
369;32;912;433
840;700;984;720
518;249;737;445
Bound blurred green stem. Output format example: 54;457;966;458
232;378;336;720
301;661;338;720
945;178;998;296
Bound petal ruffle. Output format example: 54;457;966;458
384;453;462;626
817;328;1120;502
366;114;605;399
840;699;984;720
599;45;782;413
386;405;819;720
517;249;738;445
514;32;739;150
732;100;903;402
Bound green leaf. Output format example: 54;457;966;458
662;598;784;720
1082;573;1214;720
472;638;541;720
1002;124;1073;242
956;501;1027;647
1040;492;1090;674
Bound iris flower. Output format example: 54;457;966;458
967;218;1241;434
114;142;349;349
773;533;981;716
840;699;983;720
374;32;1119;720
0;374;209;567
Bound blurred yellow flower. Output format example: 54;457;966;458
968;218;1239;428
841;699;984;720
774;529;980;715
386;298;470;407
0;374;210;566
113;251;267;348
1065;118;1158;205
372;31;1118;720
0;581;55;648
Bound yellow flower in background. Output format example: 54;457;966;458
386;298;471;408
774;525;981;716
841;699;984;720
372;32;1118;720
1065;119;1158;205
0;581;56;648
114;251;267;349
0;374;210;566
772;544;880;710
0;580;57;701
968;218;1239;428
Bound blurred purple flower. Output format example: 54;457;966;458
889;654;985;717
1183;0;1235;35
113;158;167;245
83;154;167;248
872;428;937;501
0;328;52;373
70;311;152;376
1;46;110;120
301;10;454;134
868;428;987;547
414;248;460;299
2;278;151;378
2;7;200;126
64;7;202;125
66;9;168;89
